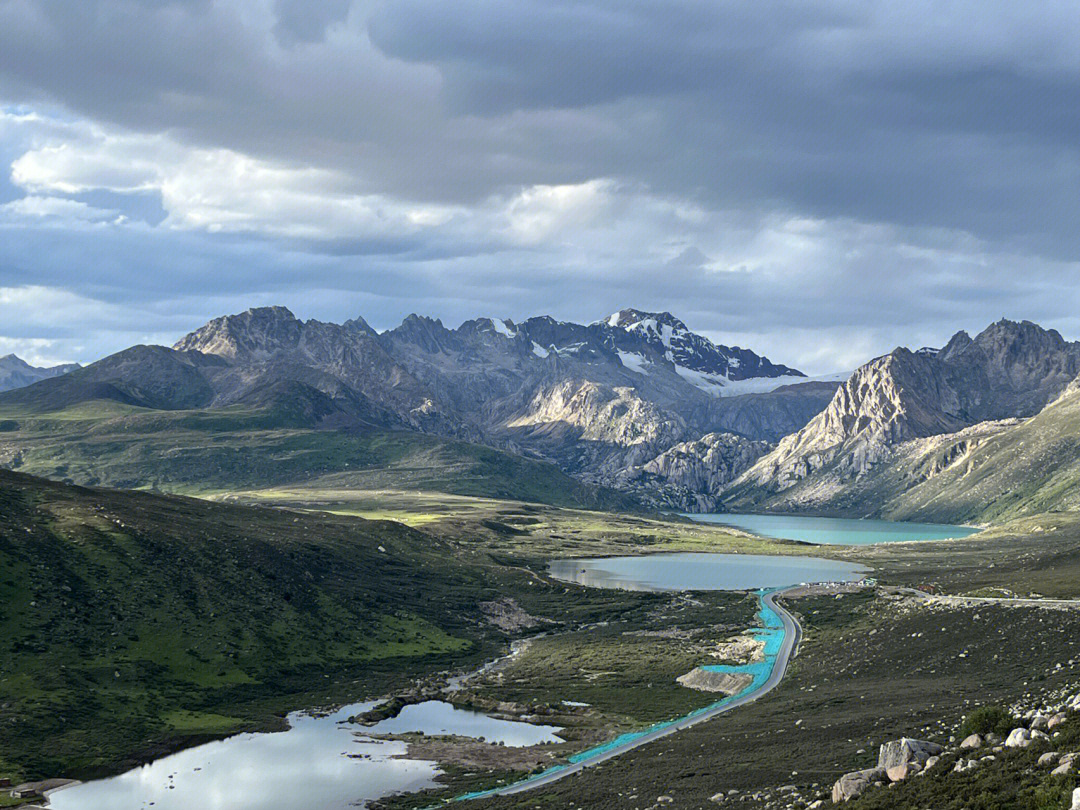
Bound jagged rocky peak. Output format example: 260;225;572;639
600;307;804;385
175;306;304;360
725;317;1080;507
937;329;972;361
458;316;520;339
604;308;689;334
342;314;377;337
382;314;460;355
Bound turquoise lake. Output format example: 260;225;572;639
548;552;868;591
686;512;980;545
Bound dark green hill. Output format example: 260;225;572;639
0;468;482;778
0;470;656;784
0;400;637;511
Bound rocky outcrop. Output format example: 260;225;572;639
831;767;885;802
878;737;944;772
831;737;946;801
675;667;753;694
615;432;772;510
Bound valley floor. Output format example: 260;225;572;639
8;474;1080;810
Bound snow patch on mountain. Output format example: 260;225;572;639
673;364;726;393
617;351;651;375
718;370;850;396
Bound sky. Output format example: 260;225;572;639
0;1;1077;373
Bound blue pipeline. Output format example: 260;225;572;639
448;588;787;804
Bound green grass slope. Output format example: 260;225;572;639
879;384;1080;522
0;400;636;510
0;470;663;786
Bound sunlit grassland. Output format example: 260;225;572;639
211;485;812;562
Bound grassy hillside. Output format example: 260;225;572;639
0;470;665;785
880;386;1080;523
0;400;636;510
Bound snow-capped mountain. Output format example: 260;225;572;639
3;306;839;509
599;309;802;394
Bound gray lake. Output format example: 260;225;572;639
547;552;869;592
686;513;980;545
48;700;562;810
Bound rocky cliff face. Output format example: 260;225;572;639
616;432;774;510
723;319;1080;515
0;354;79;393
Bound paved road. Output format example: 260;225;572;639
485;588;803;797
898;587;1080;609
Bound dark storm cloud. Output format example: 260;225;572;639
0;1;1076;247
0;0;1077;371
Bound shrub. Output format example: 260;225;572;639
959;705;1016;738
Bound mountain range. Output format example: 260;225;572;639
0;354;79;393
4;309;1080;523
0;306;836;506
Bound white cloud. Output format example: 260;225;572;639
0;195;119;222
0;336;70;367
7;113;462;239
501;179;615;245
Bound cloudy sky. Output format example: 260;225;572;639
0;0;1077;372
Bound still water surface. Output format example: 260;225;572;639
686;512;980;545
548;552;868;591
49;700;561;810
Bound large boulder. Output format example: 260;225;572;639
1038;751;1061;767
878;738;945;773
1071;787;1080;810
832;768;885;802
885;761;921;782
960;733;982;750
1006;728;1032;748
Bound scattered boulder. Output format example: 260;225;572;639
953;758;978;774
878;738;944;773
1006;728;1032;748
1072;787;1080;810
1038;751;1060;767
960;733;983;750
1048;712;1068;730
832;768;885;802
1053;762;1073;776
1030;714;1049;732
